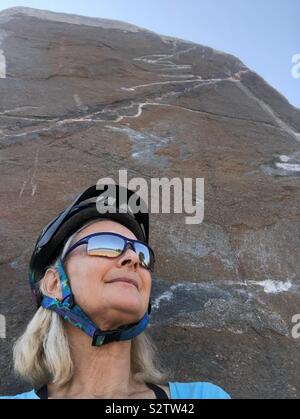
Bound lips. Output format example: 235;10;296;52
107;277;138;289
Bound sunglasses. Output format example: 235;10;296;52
63;232;155;272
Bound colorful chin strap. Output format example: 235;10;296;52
40;257;151;346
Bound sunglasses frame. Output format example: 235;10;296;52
63;232;155;271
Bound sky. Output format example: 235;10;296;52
1;0;299;108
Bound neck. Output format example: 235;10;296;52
47;323;142;399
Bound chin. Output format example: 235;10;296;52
105;293;143;310
90;303;145;326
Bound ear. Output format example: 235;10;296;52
41;268;63;301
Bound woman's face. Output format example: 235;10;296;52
62;220;152;331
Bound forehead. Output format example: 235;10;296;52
74;220;138;242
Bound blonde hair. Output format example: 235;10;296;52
13;220;171;389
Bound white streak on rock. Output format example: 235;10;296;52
18;151;39;197
19;181;27;198
30;149;39;196
120;76;203;91
174;46;198;57
9;127;51;138
57;117;95;125
159;74;196;79
132;45;197;81
279;155;290;163
0;114;105;142
107;99;222;125
109;102;164;121
120;87;135;92
0;49;6;78
254;280;292;294
0;106;41;114
158;65;193;70
152;284;183;311
73;94;83;107
275;163;300;172
0;29;8;79
134;45;197;65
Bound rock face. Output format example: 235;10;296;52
0;7;300;398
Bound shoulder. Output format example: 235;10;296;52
0;390;39;399
168;382;230;399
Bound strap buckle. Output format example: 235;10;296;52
92;328;122;346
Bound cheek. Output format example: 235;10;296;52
65;256;109;300
141;272;152;295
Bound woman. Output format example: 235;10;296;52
0;185;230;399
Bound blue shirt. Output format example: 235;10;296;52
0;382;230;399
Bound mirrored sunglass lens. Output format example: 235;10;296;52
87;235;125;257
134;243;152;269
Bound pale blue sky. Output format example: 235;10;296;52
1;0;299;108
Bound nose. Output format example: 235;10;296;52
117;244;139;270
